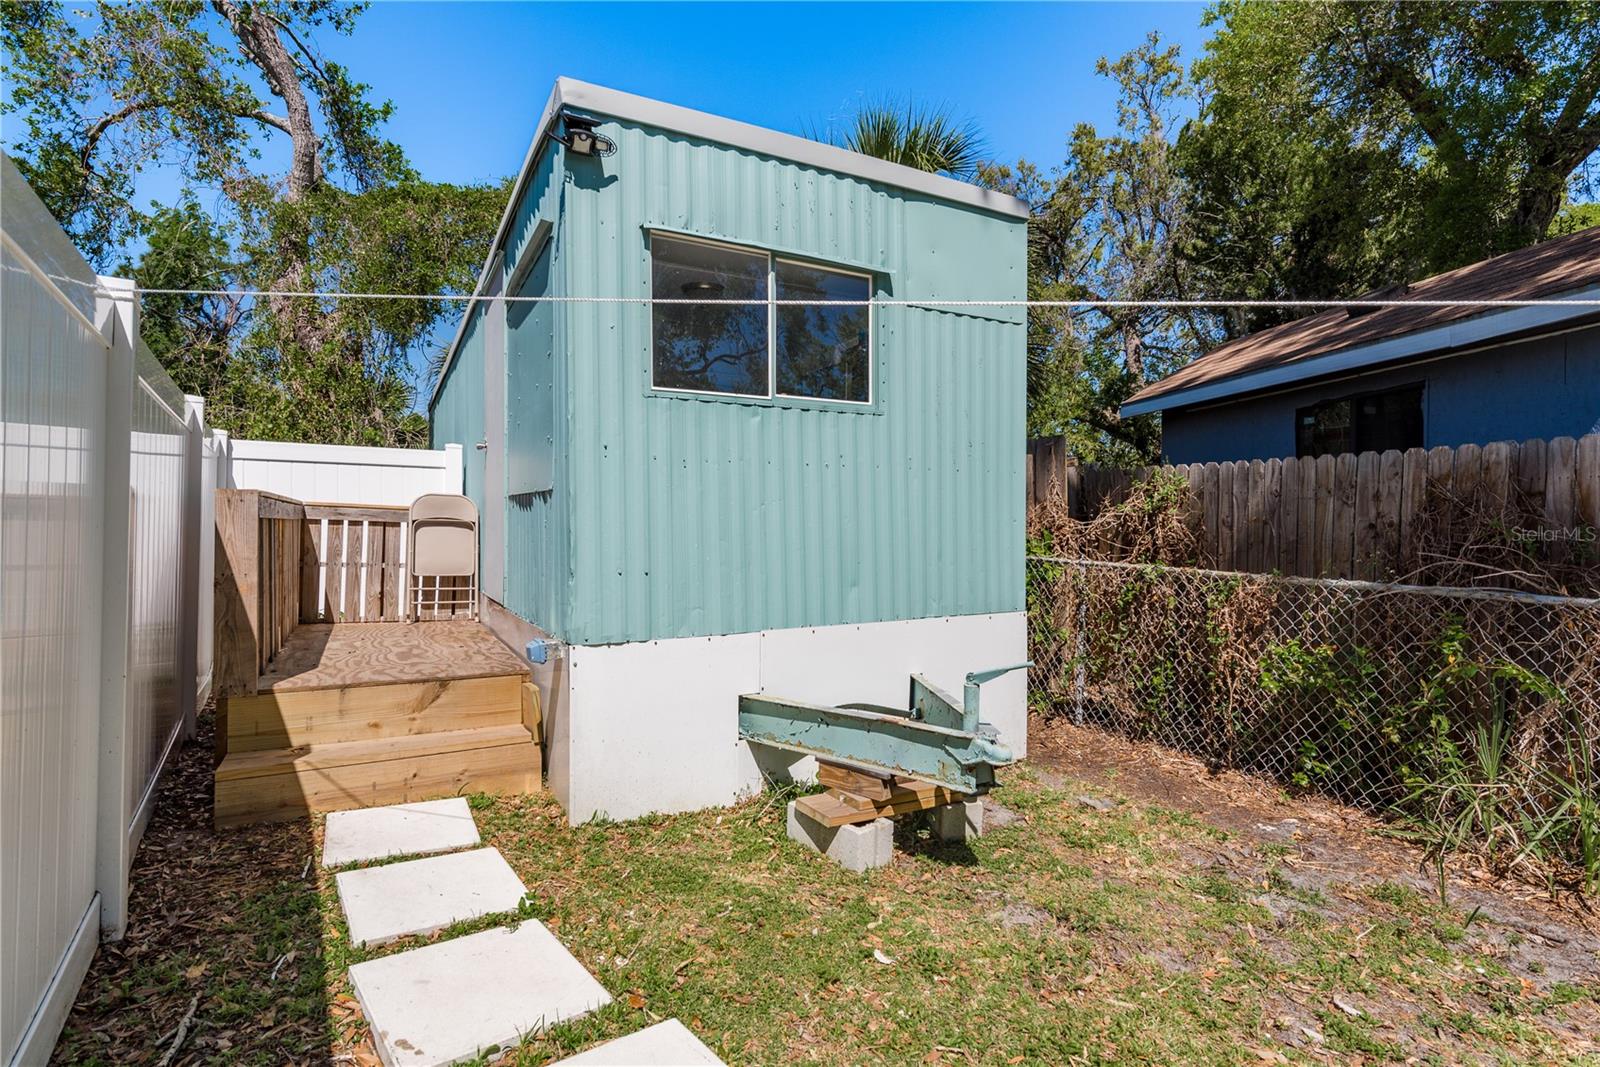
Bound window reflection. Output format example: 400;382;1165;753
775;262;870;403
651;236;768;396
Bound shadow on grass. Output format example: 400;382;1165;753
891;814;982;866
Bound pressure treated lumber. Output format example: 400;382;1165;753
259;621;527;691
796;782;970;827
214;724;539;827
816;760;894;801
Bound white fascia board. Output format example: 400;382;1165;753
429;78;1029;409
1120;285;1600;418
556;79;1030;220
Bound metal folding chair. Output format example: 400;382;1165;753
407;493;479;620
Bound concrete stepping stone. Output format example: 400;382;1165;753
337;848;527;947
552;1019;725;1065
322;797;480;868
349;920;612;1067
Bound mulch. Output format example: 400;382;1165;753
52;708;338;1065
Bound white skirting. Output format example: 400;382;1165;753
543;612;1027;824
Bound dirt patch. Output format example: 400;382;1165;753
1029;716;1600;991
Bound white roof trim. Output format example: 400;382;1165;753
557;79;1029;219
1120;285;1600;418
429;78;1027;408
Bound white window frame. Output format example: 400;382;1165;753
648;231;874;407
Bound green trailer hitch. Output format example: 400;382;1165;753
738;662;1032;794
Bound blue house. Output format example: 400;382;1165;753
1123;226;1600;464
429;80;1030;822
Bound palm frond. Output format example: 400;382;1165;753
816;100;987;181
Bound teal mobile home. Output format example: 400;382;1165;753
431;79;1029;822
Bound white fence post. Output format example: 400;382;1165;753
196;425;219;708
93;275;136;941
443;442;464;494
177;395;206;739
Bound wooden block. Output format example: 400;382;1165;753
831;790;878;812
796;783;969;827
520;681;542;745
224;674;525;752
816;760;893;801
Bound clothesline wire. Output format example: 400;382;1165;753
110;285;1600;310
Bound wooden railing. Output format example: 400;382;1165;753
299;503;472;623
214;490;306;697
215;491;474;697
302;503;409;623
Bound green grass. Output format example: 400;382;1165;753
56;751;1600;1066
322;772;1597;1065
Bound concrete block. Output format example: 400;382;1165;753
786;800;892;872
349;920;612;1067
336;848;527;947
322;797;480;868
931;799;984;843
552;1019;725;1065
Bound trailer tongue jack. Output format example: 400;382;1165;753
739;662;1030;868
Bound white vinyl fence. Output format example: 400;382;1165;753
1;156;210;1066
220;436;463;506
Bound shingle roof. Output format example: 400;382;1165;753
1125;224;1600;410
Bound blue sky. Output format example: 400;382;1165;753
8;1;1219;400
332;2;1215;399
83;1;1215;207
340;2;1215;185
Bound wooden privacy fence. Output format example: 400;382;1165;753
214;489;471;697
1028;434;1600;581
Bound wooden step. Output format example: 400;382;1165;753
222;672;524;753
215;724;539;828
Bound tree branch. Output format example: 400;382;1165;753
80;98;169;170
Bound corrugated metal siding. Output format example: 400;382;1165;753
430;305;486;516
556;119;1026;644
501;148;571;634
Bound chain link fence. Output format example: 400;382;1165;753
1026;555;1600;873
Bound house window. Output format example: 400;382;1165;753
650;233;872;404
776;260;870;403
1295;383;1423;458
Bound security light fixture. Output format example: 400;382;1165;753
551;113;616;157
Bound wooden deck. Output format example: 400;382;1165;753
215;621;540;827
260;621;529;691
